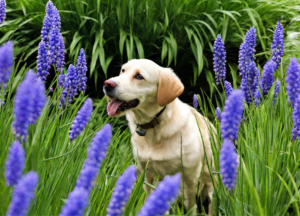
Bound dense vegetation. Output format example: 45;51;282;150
4;0;300;102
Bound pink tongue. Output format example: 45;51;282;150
107;98;124;117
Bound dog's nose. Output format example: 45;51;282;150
104;80;117;91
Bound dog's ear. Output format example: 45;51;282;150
157;68;184;107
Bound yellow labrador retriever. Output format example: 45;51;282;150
104;59;216;215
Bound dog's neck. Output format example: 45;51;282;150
126;97;173;125
130;103;169;125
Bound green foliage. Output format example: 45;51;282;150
3;0;300;91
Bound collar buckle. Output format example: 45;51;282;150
135;106;166;136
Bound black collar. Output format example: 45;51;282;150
135;106;166;136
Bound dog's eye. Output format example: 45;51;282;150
134;73;144;80
121;69;125;73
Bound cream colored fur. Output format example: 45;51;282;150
106;59;216;215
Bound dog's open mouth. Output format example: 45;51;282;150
107;98;139;117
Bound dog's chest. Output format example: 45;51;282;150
131;132;201;179
140;158;182;180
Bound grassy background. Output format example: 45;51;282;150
3;0;300;105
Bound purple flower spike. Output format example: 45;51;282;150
7;172;39;216
107;166;137;216
254;88;261;107
5;141;25;187
51;6;61;30
221;89;244;140
48;28;61;66
193;94;198;108
76;124;112;192
254;88;261;108
224;81;233;97
56;35;65;73
0;41;13;84
30;77;46;124
76;49;88;92
0;0;6;24
59;187;89;216
58;74;65;88
219;139;239;190
61;65;78;104
216;107;221;122
285;57;300;106
271;21;284;70
13;70;36;140
69;98;93;141
138;173;181;216
213;34;226;84
273;79;281;105
13;70;46;140
292;95;300;141
240;61;259;103
260;60;276;95
238;27;257;76
41;1;54;44
37;41;50;81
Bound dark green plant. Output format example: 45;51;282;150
3;0;300;96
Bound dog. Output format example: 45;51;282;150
104;59;216;215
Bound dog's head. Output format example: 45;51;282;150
104;59;184;117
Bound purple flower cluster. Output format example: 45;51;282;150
240;61;260;103
260;60;276;95
254;88;261;107
107;166;137;216
221;89;244;140
271;21;284;70
216;107;221;122
7;172;39;216
138;173;181;216
238;27;256;77
193;94;198;108
0;0;6;24
273;79;281;105
38;1;64;82
37;41;50;81
61;65;78;104
219;139;239;190
69;98;93;141
0;41;13;85
292;95;300;141
41;1;60;44
59;188;89;216
224;81;233;97
213;34;226;84
75;124;112;191
41;1;54;44
60;124;112;215
58;74;65;88
60;49;88;106
76;49;88;92
285;57;300;106
48;28;61;65
13;70;46;141
56;35;65;73
5;141;25;187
